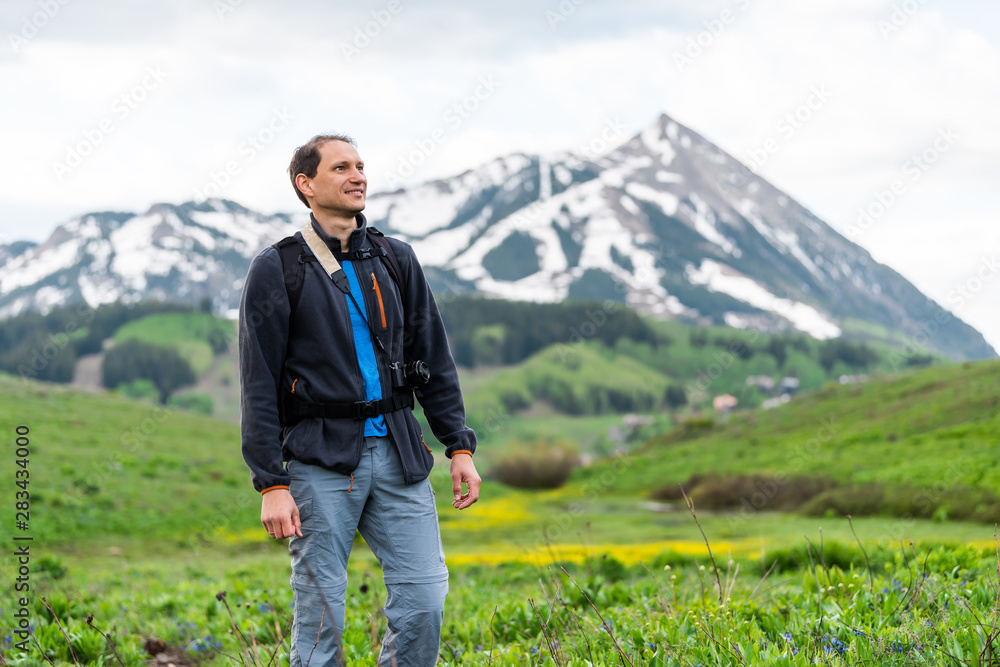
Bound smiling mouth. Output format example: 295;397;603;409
346;189;364;197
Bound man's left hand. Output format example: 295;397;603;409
450;453;481;510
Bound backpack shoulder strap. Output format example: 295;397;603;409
272;235;315;319
366;227;403;290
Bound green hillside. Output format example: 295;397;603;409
0;376;249;545
114;312;234;376
2;357;998;553
576;359;1000;525
464;343;672;416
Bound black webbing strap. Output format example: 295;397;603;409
281;390;414;422
367;227;404;289
274;237;309;316
333;246;387;261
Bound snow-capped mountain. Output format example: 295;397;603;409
0;113;994;360
365;114;994;359
0;200;302;317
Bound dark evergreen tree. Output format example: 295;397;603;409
102;339;196;403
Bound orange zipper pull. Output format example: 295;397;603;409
371;273;387;328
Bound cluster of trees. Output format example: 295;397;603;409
102;340;195;403
690;330;885;375
664;384;688;408
438;296;660;367
529;378;662;415
0;302;191;383
818;340;880;373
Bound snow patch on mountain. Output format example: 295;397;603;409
78;273;116;306
684;193;736;255
408;223;481;266
642;123;676;166
687;259;841;339
656;171;684;184
619;195;640;216
578;209;628;270
35;286;70;312
624;182;679;216
0;238;81;292
367;185;471;237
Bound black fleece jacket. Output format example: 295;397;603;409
238;213;476;493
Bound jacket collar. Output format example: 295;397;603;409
309;212;368;253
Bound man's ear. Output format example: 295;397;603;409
295;173;312;200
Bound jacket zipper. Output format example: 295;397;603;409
339;274;366;470
359;265;391;401
371;273;387;328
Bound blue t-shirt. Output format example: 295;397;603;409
342;260;387;436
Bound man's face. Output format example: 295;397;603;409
299;140;366;217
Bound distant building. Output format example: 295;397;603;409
746;375;776;391
712;394;738;414
779;377;800;395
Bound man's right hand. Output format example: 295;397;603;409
261;488;302;539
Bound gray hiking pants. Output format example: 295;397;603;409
287;435;449;666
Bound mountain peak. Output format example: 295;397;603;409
0;113;994;360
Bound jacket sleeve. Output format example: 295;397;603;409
393;239;478;458
238;247;292;492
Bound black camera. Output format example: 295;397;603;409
390;360;430;388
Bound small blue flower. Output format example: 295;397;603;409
474;644;483;651
823;637;847;654
781;632;793;641
258;604;269;612
530;647;538;654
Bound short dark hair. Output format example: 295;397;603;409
288;133;357;208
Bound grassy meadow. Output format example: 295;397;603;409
1;356;999;664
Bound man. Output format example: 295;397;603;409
238;133;481;666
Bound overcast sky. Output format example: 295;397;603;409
2;0;999;352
